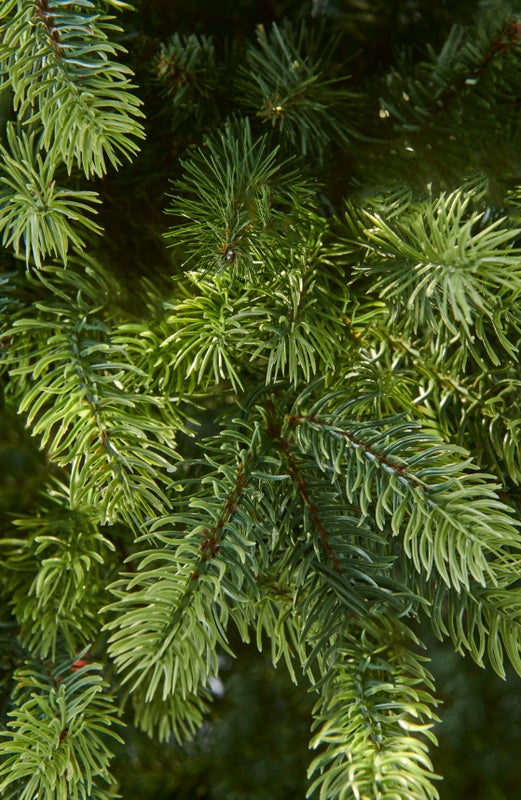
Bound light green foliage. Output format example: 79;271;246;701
160;210;346;390
0;0;145;177
308;618;440;800
344;189;521;355
165;117;315;277
0;658;122;800
1;3;521;800
1;264;179;525
0;492;115;657
285;389;520;590
0;126;102;267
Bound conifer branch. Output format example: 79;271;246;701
380;13;521;138
104;438;262;724
165;117;314;278
0;126;102;267
0;658;123;800
2;266;179;525
0;496;116;658
236;21;360;159
343;189;521;349
0;0;145;177
265;392;341;571
284;392;520;593
2;3;521;797
308;616;440;800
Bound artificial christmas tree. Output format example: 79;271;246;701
1;1;521;798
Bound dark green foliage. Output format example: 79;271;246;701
235;20;359;158
2;1;521;799
152;32;219;131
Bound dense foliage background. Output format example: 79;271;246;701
2;1;521;798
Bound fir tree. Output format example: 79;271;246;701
1;1;521;798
